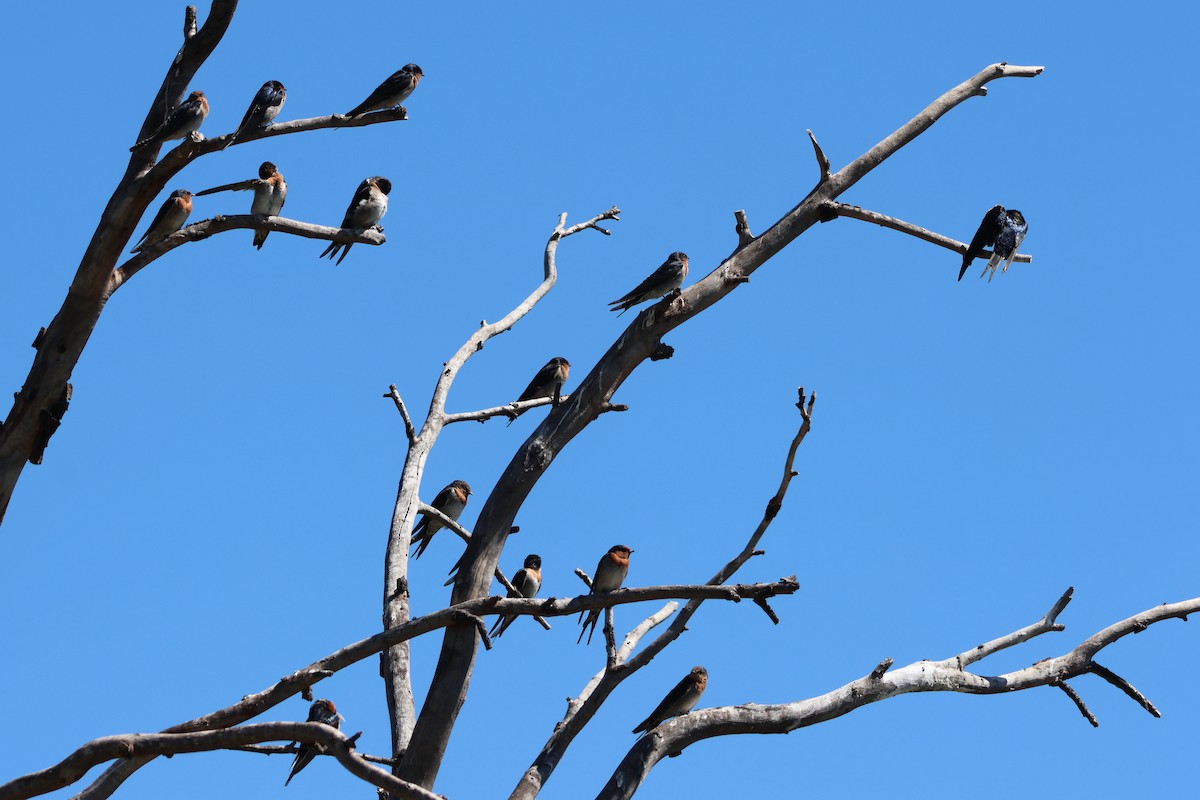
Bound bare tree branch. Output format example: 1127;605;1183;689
7;581;786;800
0;723;439;800
105;216;387;296
828;202;1033;268
596;593;1197;800
386;385;418;443
954;586;1072;669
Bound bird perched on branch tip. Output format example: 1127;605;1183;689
960;205;1028;282
319;176;391;265
346;64;423;117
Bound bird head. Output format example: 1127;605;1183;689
524;554;542;569
258;161;278;179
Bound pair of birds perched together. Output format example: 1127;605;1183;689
282;665;706;783
959;205;1028;282
128;65;424;263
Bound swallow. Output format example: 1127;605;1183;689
284;698;344;786
608;252;689;316
225;80;286;147
959;205;1029;282
197;161;288;249
129;190;193;253
507;357;571;426
411;479;472;559
319;176;391;265
632;666;708;735
346;64;424;117
489;554;543;638
578;544;633;645
130;90;209;151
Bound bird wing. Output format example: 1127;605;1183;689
339;181;374;227
609;259;679;305
195;178;263;196
633;674;694;733
347;70;411;116
959;205;1006;280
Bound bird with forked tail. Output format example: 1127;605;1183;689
320;176;391;265
578;544;633;645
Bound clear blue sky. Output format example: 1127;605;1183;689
1;2;1196;798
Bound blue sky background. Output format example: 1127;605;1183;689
1;2;1196;798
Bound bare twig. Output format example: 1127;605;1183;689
1052;679;1098;727
828;202;1033;268
953;586;1073;669
443;394;573;425
733;210;754;247
807;129;831;183
1088;662;1161;718
386;385;417;443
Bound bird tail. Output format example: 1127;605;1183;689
254;230;269;249
578;611;599;645
320;241;340;261
334;243;354;265
957;259;970;281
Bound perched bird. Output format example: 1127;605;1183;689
632;666;708;735
508;357;571;426
197;161;288;249
489;554;543;638
959;205;1029;282
284;698;343;786
319;176;391;265
411;480;472;559
346;64;424;117
129;190;193;253
226;80;286;147
608;252;689;316
578;544;633;645
130;90;209;151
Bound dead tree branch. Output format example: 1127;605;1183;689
827;202;1033;268
0;582;789;800
595;593;1198;800
0;723;438;800
105;216;387;296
